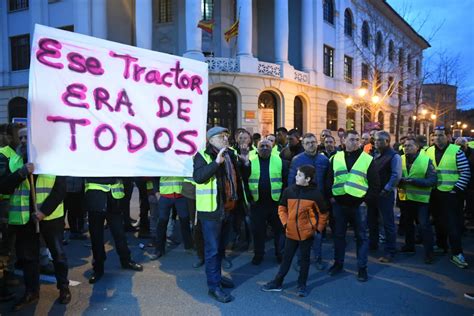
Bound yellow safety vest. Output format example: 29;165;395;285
425;144;459;192
0;146;22;200
84;181;125;199
332;151;373;198
398;154;432;203
160;177;184;195
9;175;64;225
248;154;282;202
195;149;218;213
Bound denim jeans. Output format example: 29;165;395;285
402;201;433;255
369;192;397;257
201;216;232;291
333;203;368;269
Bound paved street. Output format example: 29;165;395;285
2;192;474;315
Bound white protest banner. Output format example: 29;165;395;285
28;24;208;177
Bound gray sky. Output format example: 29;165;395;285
387;0;474;109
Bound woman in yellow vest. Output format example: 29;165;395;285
0;128;71;311
398;138;437;263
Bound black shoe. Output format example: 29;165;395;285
88;272;104;284
297;285;307;297
328;263;343;276
193;258;204;268
58;288;71;304
150;249;164;261
357;268;368;282
220;276;235;289
261;279;283;292
251;255;263;265
400;245;416;254
208;287;233;303
12;292;39;311
121;260;143;271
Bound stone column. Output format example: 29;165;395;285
74;0;91;35
236;0;258;73
183;0;204;61
92;0;107;39
274;0;293;78
135;0;153;49
301;0;315;83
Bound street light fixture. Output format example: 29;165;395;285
421;109;428;116
371;95;381;104
462;123;468;129
358;87;368;97
430;114;437;120
345;97;353;106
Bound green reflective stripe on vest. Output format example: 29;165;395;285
248;154;282;202
160;177;184;194
332;151;373;198
85;182;125;199
399;154;432;203
9;175;64;225
426;144;459;191
195;150;219;212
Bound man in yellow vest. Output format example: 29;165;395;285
193;126;247;303
150;176;193;260
426;127;471;268
85;177;143;283
326;130;380;282
398;137;437;263
0;128;71;311
242;139;288;265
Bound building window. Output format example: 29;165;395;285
158;0;172;23
323;0;334;24
378;111;384;129
10;34;30;71
361;63;369;88
208;88;237;132
346;107;356;130
406;84;411;102
416;60;420;77
8;0;28;12
362;21;369;47
323;45;334;78
326;100;338;131
294;97;304;133
344;9;353;37
202;0;214;21
344;55;353;84
388;40;394;62
389;113;395;133
59;25;74;32
399;48;404;67
375;31;383;55
387;76;395;95
407;54;412;72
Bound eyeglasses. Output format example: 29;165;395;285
212;133;229;140
303;141;317;145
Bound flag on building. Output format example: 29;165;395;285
197;19;214;34
224;20;239;42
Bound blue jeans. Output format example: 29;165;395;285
333;203;368;269
369;193;397;256
156;196;192;251
402;201;433;255
201;216;232;291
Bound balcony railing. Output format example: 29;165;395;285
294;70;310;84
258;61;281;77
205;57;239;73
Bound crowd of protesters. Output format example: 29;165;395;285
0;122;473;309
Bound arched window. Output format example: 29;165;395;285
362;21;369;47
294;97;304;133
346;107;356;130
208;88;237;132
375;31;383;55
326;100;338;131
399;48;404;66
415;60;420;77
323;0;334;24
258;91;279;135
8;97;27;122
389;113;395;134
344;9;353;37
388;40;394;61
378;111;384;129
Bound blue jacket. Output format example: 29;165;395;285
288;152;329;196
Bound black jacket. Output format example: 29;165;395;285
193;144;246;221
